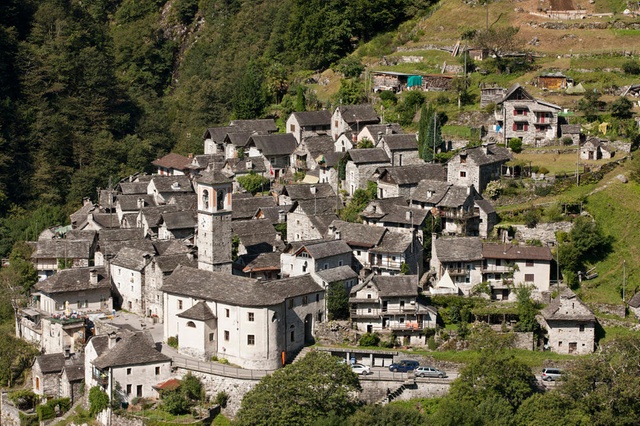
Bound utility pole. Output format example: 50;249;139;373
432;112;437;162
622;260;626;302
576;142;580;186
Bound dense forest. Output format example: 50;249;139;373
0;0;433;255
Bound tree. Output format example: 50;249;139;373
339;181;377;222
628;152;640;183
237;172;270;195
337;79;366;105
333;56;364;79
232;62;267;119
513;285;539;333
609;97;633;119
236;351;361;426
472;26;525;71
418;104;433;162
327;281;349;320
577;90;605;121
348;403;427;425
509;138;523;153
445;352;537;411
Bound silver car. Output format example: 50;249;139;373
414;366;447;378
351;363;371;375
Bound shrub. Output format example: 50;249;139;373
219;358;229;365
427;336;437;350
524;209;540;228
89;386;110;417
534;186;552;197
167;336;178;348
163;389;192;415
508;138;523;153
19;412;38;426
378;90;397;104
8;390;38;410
37;403;56;421
215;391;229;408
561;136;573;145
537;166;549;175
358;332;381;347
622;60;640;75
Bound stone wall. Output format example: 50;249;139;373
513;221;573;244
359;380;450;404
1;392;21;426
183;369;260;419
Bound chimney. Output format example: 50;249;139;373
188;153;193;159
278;210;286;224
275;233;282;242
108;332;117;349
83;197;91;206
89;269;98;285
334;230;342;240
406;210;412;221
187;252;194;261
482;144;489;154
310;185;317;195
327;225;335;238
386;123;392;134
137;197;145;209
246;159;253;170
467;186;471;195
352;134;357;143
377;131;383;143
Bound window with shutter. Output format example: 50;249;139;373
513;123;517;131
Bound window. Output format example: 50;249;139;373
209;333;214;341
127;368;132;375
178;300;183;310
126;384;132;394
202;189;209;209
302;296;308;306
217;189;226;210
155;367;160;375
367;294;372;299
338;260;343;266
137;385;142;397
514;108;528;116
317;312;323;321
290;330;295;342
225;309;229;318
524;274;534;282
316;294;320;302
526;260;534;267
367;308;372;313
323;263;328;270
186;321;196;328
496;259;501;266
288;299;294;309
579;324;585;332
460;171;466;178
357;250;361;256
247;335;255;345
513;122;528;131
290;124;295;132
460;155;467;164
224;331;229;341
248;312;255;322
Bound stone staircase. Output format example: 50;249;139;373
289;346;314;364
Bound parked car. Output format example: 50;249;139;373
351;363;371;375
541;368;563;381
388;360;419;372
414;366;447;378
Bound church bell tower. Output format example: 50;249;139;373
196;171;233;273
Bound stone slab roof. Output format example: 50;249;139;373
225;156;267;174
241;251;282;273
560;124;581;135
411;180;454;203
629;291;640;309
140;205;182;227
196;169;234;185
348;148;390;165
203;126;236;143
361;123;404;137
291;110;332;127
152;153;191;171
373;275;418;297
229;119;277;133
224;132;252;148
482;243;553;261
97;239;156;259
369;231;413;254
326;220;386;248
63;362;85;382
36;353;66;374
255;205;293;223
111;247;152;271
282;183;336;201
163;266;320;306
32;239;93;259
65;230;97;241
250;134;297;156
380;164;446;186
457;144;512;166
381;134;419;151
149;176;193;193
162;211;197;230
337;104;380;124
541;289;596;322
90;213;120;229
308;213;340;236
434;237;483;262
93;331;170;369
177;301;216;321
314;265;358;283
34;267;109;294
475;199;496;214
116;194;156;211
301;135;334;158
296;239;352;259
437;185;473;208
232;195;277;220
153;253;197;273
118;181;149;195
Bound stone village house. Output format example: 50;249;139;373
539;289;596;355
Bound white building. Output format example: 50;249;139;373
110;247;153;315
162;266;324;369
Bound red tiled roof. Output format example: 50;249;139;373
152;153;191;171
154;378;181;391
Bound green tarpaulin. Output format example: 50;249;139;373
407;75;422;87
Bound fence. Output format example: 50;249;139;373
172;357;272;380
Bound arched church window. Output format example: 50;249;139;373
186;321;196;328
202;190;209;209
217;189;226;210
